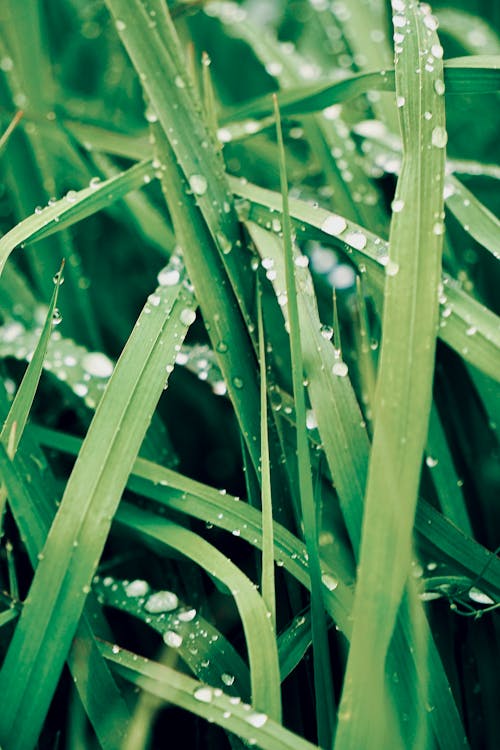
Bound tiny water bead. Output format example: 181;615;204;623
245;713;268;728
385;260;399;277
52;308;63;326
321;573;339;591
221;673;235;686
144;590;179;613
391;199;405;213
425;456;439;468
434;79;445;96
189;174;208;196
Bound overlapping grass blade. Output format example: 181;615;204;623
274;97;335;747
335;5;448;748
99;642;317;750
224;56;500;123
0;160;154;275
114;504;282;722
234;178;500;382
93;576;250;698
0;255;196;749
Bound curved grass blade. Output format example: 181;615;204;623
0;255;196;750
223;57;500;123
114;504;282;723
93;576;250;698
0;160;154;275
99;641;318;750
233;179;500;383
335;5;448;748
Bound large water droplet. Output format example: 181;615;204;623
431;127;447;148
469;588;494;605
158;268;180;286
83;352;114;378
125;579;149;597
321;214;347;236
322;573;338;591
193;686;213;703
189;174;208;196
332;361;348;377
163;630;183;648
144;590;179;613
180;308;196;326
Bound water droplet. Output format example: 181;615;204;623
431;44;443;59
426;456;438;468
112;644;120;654
216;231;232;255
322;573;338;591
469;588;494;606
178;608;197;622
89;177;101;189
306;410;317;429
420;591;442;602
217;128;232;143
193;686;213;703
396;96;405;108
294;254;309;268
265;61;283;76
466;326;477;336
158;268;180;286
345;232;367;250
328;264;356;289
332;361;348;377
434;79;445;96
82;352;114;378
232;376;244;389
423;14;438;31
320;325;334;340
391;199;405;213
115;19;126;31
65;190;78;203
53;271;64;285
163;630;183;648
433;221;444;236
52;308;62;326
180;308;196;326
246;713;268;728
221;673;235;686
174;74;185;89
386;261;399;277
431;127;447;148
125;579;149;597
189;174;208;196
321;214;347;236
144;590;179;613
145;106;158;123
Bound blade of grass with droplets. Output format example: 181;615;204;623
32;425;500;634
114;504;281;723
152;123;260;471
0;261;63;457
223;57;500;123
0;256;196;749
99;642;317;750
335;5;448;748
0;160;154;275
0;389;132;750
274;96;335;748
104;0;256;327
93;576;250;699
233;178;500;382
30;424;355;639
258;284;276;630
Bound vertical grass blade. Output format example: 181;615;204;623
335;4;448;748
0;256;196;749
258;283;276;630
274;95;335;749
